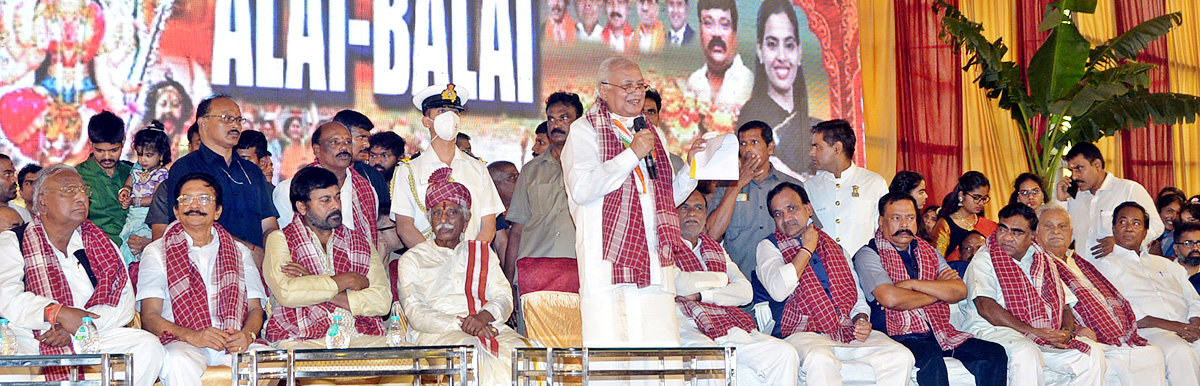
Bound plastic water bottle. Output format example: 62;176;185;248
73;317;100;354
0;318;18;355
324;315;350;349
385;315;405;347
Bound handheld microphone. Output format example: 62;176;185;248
632;117;658;179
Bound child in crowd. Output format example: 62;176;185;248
118;122;172;264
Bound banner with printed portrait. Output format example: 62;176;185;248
0;0;862;180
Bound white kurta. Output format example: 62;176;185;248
396;239;528;386
1062;172;1162;256
273;168;376;230
561;110;697;347
754;239;911;385
954;247;1105;386
390;144;504;240
137;230;268;386
805;165;888;258
0;229;165;386
675;240;799;386
1089;246;1200;385
1057;253;1166;386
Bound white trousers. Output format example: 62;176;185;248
783;330;915;386
1138;327;1200;386
1095;341;1165;386
971;326;1106;386
8;326;164;386
162;341;270;386
679;326;799;386
414;326;530;386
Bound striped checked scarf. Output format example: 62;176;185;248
987;236;1090;353
774;228;858;342
673;233;756;339
1053;252;1147;347
464;240;500;357
873;230;972;350
310;161;379;246
22;219;128;381
586;98;682;287
160;221;247;345
265;214;384;342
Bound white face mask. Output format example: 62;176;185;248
433;111;460;141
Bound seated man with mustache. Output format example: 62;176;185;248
854;192;1006;386
262;166;393;351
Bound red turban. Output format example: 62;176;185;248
425;167;472;211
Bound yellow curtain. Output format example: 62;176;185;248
1075;0;1125;177
1167;0;1200;195
958;0;1024;219
858;0;897;180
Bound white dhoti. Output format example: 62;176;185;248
1094;341;1165;386
162;341;270;386
11;326;165;386
582;285;680;347
971;326;1106;386
1138;327;1200;385
784;330;914;386
414;326;529;386
679;326;798;386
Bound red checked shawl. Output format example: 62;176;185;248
774;228;858;342
873;230;972;350
22;219;128;381
584;98;682;287
160;221;247;345
673;233;756;339
987;236;1090;353
1053;252;1146;347
265;214;384;342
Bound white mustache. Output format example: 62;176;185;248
435;223;456;232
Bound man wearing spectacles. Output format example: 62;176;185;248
1055;142;1162;260
0;164;165;385
562;57;705;353
145;95;280;266
687;0;752;110
76;111;134;246
1174;222;1200;297
137;172;268;386
1086;202;1200;385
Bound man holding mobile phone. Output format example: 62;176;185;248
1056;142;1162;260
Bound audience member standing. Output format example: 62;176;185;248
1056;142;1162;260
805;119;887;256
77;111;133;244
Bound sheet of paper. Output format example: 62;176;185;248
689;134;739;180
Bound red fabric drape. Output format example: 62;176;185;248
895;0;962;205
1114;0;1175;195
1017;0;1054;141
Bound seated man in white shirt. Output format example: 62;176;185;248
138;172;269;386
755;182;914;385
1034;205;1165;386
396;168;530;386
954;203;1105;385
263;166;393;348
0;164;164;385
1088;201;1200;385
675;190;799;386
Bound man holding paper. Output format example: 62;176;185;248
707;120;809;283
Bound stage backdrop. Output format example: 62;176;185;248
0;0;862;180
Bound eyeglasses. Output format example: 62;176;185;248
177;194;217;207
1175;240;1200;248
57;184;91;197
1017;188;1043;197
203;115;249;126
601;81;650;94
547;115;575;124
966;193;990;204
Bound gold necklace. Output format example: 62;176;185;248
951;212;979;229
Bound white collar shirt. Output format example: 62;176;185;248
955;246;1077;333
805;164;888;257
1091;246;1200;323
136;228;267;327
1065;172;1163;259
389;144;505;240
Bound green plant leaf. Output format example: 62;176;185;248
1067;90;1200;143
1089;62;1154;88
1060;0;1097;14
1088;13;1182;69
1029;24;1090;106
